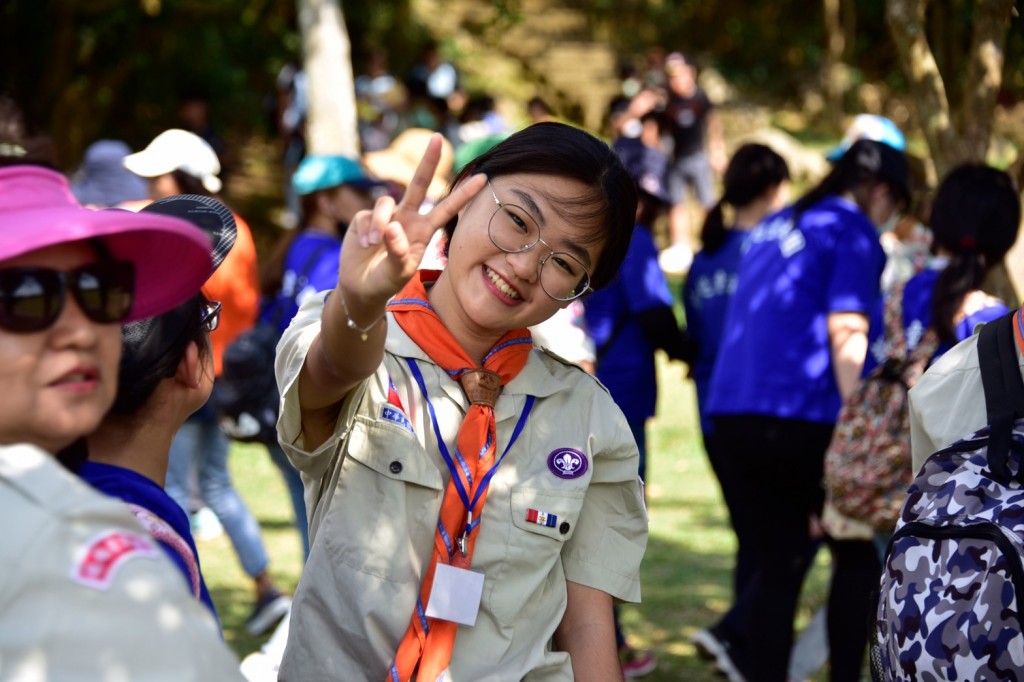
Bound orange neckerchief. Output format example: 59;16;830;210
386;270;532;682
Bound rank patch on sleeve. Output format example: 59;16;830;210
71;530;159;590
525;508;557;528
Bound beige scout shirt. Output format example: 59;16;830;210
0;443;244;682
276;293;648;681
908;324;1024;472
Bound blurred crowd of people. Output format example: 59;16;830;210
1;37;1022;682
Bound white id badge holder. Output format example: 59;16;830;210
425;563;485;626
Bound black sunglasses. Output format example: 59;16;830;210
0;261;135;333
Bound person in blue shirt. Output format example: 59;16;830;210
78;195;237;623
705;139;909;682
824;163;1020;681
81;295;225;621
683;143;790;480
589;137;688;485
683;143;790;681
586;136;687;678
864;163;1021;375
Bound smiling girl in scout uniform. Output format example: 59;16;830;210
0;155;244;679
275;122;649;681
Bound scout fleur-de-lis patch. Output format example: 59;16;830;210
547;448;589;479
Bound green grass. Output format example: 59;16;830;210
206;356;833;680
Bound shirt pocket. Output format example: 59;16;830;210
484;486;586;624
321;413;444;583
509;487;585;543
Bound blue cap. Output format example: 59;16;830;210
292;155;382;196
826;114;906;161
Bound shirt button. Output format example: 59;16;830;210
559;521;570;535
389;461;403;474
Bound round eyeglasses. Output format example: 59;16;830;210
486;181;592;302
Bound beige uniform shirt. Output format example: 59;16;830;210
276;293;648;681
0;444;245;682
908;325;1024;472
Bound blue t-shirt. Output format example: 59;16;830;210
78;461;219;623
683;228;747;434
864;267;1009;374
262;231;340;334
585;226;675;423
707;195;886;424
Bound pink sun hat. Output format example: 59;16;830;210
0;165;215;321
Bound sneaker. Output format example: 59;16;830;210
691;629;746;682
245;589;292;636
658;242;694;275
190;506;223;541
619;645;657;678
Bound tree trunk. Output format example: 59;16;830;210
823;0;846;128
297;0;359;156
960;0;1015;164
885;0;957;184
886;0;1015;180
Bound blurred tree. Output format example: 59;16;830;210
3;0;1021;176
297;0;358;155
1;0;302;167
0;0;422;169
887;0;1017;182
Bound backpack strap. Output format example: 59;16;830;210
881;283;939;386
978;310;1024;481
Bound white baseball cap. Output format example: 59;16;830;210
123;128;222;194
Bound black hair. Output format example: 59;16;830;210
792;139;906;223
170;169;212;197
928;163;1021;343
110;293;212;417
0;95;56;169
701;143;790;253
636;192;666;229
443;121;637;290
56;438;89;473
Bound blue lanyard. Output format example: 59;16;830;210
406;358;535;535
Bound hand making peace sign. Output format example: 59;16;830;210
337;134;486;308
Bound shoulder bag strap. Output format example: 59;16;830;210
881;282;909;361
595;313;630;365
978;311;1024;481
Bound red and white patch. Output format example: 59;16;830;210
71;530;158;590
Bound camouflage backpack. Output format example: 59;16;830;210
872;311;1024;681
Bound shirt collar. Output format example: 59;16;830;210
385;312;569;420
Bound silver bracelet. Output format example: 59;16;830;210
336;288;384;341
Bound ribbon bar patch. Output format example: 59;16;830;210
526;508;557;528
